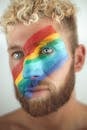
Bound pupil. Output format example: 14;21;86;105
14;53;21;59
45;49;48;52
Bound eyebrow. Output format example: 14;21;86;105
8;45;22;52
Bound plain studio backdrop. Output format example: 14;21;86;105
0;0;87;116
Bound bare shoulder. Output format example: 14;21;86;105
0;108;26;130
0;108;23;121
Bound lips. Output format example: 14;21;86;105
25;87;49;93
24;86;49;98
21;77;50;98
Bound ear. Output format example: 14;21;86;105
74;44;86;72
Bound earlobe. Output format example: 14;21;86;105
74;44;86;72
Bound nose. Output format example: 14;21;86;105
22;60;44;79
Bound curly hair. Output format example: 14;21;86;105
1;0;76;28
0;0;78;53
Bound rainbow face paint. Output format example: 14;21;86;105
12;25;68;98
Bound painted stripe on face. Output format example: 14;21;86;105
25;33;59;61
14;33;59;85
12;25;56;80
23;25;56;55
12;25;68;98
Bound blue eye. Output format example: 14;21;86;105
12;51;24;60
40;47;54;55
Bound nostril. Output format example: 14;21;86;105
31;76;39;80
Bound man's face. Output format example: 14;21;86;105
7;18;75;117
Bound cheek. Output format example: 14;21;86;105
9;56;20;71
49;56;74;84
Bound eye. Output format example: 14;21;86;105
12;51;24;60
40;47;54;55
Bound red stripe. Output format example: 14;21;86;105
12;59;24;80
12;25;56;80
23;25;56;55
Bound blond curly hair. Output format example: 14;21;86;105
1;0;76;28
1;0;78;53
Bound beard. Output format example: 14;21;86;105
14;64;75;117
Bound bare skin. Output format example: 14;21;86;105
0;18;86;130
0;94;87;130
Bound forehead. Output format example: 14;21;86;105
7;19;57;46
7;18;69;49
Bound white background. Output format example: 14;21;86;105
0;0;87;116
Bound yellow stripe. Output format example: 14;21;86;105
25;33;60;61
15;72;22;86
